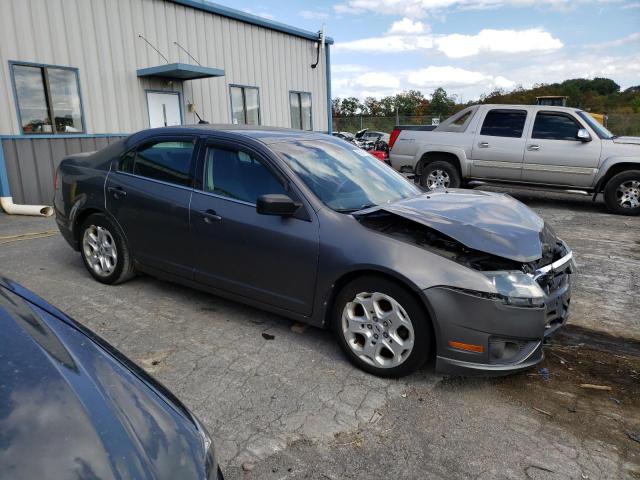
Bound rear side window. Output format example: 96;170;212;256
480;109;527;138
118;140;195;186
203;147;286;204
532;112;582;140
452;111;472;126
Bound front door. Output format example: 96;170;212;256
147;92;182;128
470;108;529;181
105;136;197;278
522;111;602;187
190;141;320;315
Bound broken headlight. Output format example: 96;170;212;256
483;271;545;308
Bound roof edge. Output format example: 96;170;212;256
168;0;334;44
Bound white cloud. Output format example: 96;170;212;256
332;64;368;73
298;10;330;20
355;72;401;88
435;28;563;58
387;18;429;34
241;8;276;20
334;28;562;57
621;1;640;8
407;66;514;89
588;32;640;48
334;0;606;18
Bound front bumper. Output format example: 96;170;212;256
426;248;573;377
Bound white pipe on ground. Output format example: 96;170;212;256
0;196;54;217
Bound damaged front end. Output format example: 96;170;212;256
356;206;575;375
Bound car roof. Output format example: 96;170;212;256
478;104;582;114
129;124;331;145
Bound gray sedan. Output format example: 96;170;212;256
54;126;575;377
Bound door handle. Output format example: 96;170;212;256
202;209;222;223
107;186;127;199
527;144;540;151
478;142;489;148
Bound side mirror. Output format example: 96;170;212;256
577;128;591;142
256;194;300;216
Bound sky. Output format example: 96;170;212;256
220;0;639;101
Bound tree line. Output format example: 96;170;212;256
332;78;640;119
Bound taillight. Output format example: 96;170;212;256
388;128;401;151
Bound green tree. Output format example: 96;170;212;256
340;97;362;116
429;87;455;118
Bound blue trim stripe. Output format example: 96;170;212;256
168;0;334;44
137;63;225;80
0;142;11;197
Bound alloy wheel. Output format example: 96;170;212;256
616;180;640;209
425;169;450;190
341;292;415;369
83;225;118;277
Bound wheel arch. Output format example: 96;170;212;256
415;150;464;179
322;268;439;352
595;160;640;193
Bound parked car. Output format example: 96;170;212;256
388;104;640;215
355;129;390;150
54;126;574;377
0;277;223;480
332;131;355;142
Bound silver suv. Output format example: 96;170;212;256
389;105;640;215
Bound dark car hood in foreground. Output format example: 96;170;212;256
0;280;205;480
370;189;545;262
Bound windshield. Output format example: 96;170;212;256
577;111;615;139
272;138;422;212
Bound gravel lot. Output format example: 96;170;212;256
1;188;639;479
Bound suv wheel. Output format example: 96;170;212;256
420;160;461;190
603;170;640;216
332;276;432;377
79;213;135;284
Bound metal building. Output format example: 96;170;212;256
0;0;333;207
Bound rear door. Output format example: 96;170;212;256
189;140;319;315
105;136;197;278
522;111;602;187
470;108;529;180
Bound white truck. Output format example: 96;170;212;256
388;104;640;215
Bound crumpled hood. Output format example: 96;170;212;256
0;283;205;480
372;189;545;262
612;136;640;145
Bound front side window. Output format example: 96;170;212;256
119;140;195;186
230;86;260;125
480;109;527;138
532;112;582;141
290;92;312;130
203;147;286;204
11;63;84;134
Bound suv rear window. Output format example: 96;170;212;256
480;109;527;138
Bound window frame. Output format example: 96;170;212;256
479;108;528;139
531;111;585;142
116;135;199;189
9;60;86;135
289;91;313;131
229;84;261;126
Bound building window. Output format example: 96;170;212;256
11;63;84;134
230;86;260;125
290;92;312;130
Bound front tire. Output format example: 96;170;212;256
603;170;640;216
79;213;135;284
332;276;432;377
420;160;461;190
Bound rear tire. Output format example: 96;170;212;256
420;160;461;190
332;276;432;377
603;170;640;216
79;213;135;284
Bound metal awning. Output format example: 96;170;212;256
136;63;225;80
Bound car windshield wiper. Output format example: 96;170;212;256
334;203;378;214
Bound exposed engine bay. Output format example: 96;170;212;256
357;211;566;274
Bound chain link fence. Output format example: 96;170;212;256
333;113;640;136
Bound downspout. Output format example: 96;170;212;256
325;42;332;134
0;141;53;216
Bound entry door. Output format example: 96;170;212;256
190;142;320;315
105;136;197;278
522;111;602;187
147;92;182;128
470;108;529;181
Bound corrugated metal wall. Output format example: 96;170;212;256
0;0;328;135
1;137;125;204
